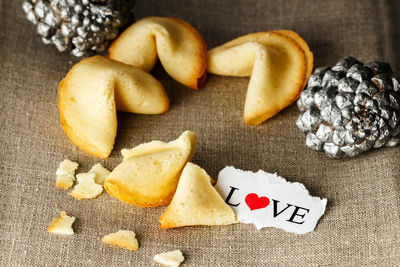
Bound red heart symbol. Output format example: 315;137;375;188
245;193;270;211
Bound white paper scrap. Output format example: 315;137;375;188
215;166;327;234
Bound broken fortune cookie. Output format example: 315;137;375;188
159;162;237;229
104;131;196;207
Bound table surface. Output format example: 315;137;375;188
1;0;400;266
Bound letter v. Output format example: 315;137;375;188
272;199;292;218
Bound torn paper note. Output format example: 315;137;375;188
215;166;327;234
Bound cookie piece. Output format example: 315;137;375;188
89;163;110;185
56;159;79;189
69;172;103;200
102;230;139;251
104;131;196;207
159;162;236;229
47;211;75;235
154;250;185;267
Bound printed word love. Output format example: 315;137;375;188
230;190;311;225
215;167;327;234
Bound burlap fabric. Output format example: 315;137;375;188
1;0;400;266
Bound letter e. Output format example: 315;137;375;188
287;206;310;224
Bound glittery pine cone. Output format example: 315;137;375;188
296;56;400;158
22;0;135;57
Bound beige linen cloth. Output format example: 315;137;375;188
1;0;400;266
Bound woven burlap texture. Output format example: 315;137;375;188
1;0;400;266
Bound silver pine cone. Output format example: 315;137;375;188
22;0;135;57
296;56;400;158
